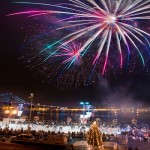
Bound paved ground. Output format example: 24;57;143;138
1;141;150;150
71;138;150;150
128;139;150;150
0;142;68;150
0;142;40;150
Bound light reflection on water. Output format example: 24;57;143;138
39;111;150;124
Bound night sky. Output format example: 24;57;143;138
0;0;150;107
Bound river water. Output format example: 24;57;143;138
40;111;150;124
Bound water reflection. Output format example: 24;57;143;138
43;111;150;124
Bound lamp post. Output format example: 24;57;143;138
28;93;34;132
80;102;89;114
80;101;89;124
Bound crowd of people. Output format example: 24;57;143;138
0;120;149;150
128;124;150;143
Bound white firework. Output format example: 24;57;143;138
8;0;150;74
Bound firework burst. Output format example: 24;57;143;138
54;42;83;69
8;0;150;77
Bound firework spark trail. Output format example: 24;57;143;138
54;42;82;69
8;0;150;75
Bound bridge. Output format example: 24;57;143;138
0;93;25;104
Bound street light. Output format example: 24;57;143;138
80;101;90;124
80;102;89;105
12;110;17;115
5;110;10;114
5;109;17;127
80;101;90;114
28;93;34;132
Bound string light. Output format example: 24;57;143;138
87;121;103;149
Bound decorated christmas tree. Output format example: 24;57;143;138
87;121;103;150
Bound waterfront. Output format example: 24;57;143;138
1;0;150;149
0;110;150;150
